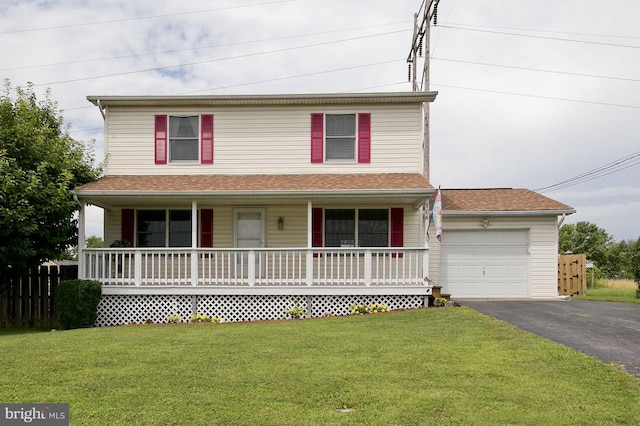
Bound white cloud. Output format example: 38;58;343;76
2;0;639;241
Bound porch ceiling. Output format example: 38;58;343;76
74;173;435;209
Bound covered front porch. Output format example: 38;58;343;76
81;246;431;294
74;174;434;325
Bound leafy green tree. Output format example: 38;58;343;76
607;239;635;279
559;222;614;275
62;235;104;260
0;81;101;291
631;239;640;298
86;235;104;248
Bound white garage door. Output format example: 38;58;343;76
441;230;529;298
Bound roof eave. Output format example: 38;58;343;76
444;209;576;216
86;91;438;107
74;188;435;198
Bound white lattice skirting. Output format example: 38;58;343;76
95;294;426;327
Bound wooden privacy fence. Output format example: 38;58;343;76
558;254;586;296
0;264;78;328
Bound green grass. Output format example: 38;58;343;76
1;309;639;425
574;286;640;303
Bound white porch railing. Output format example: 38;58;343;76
81;248;429;288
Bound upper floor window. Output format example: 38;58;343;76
325;114;356;161
169;116;199;162
311;113;370;164
154;114;214;165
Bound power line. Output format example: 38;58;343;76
438;25;640;49
432;57;640;83
1;21;409;72
432;83;640;109
32;29;409;88
0;0;296;34
535;151;640;192
441;21;640;41
175;59;404;94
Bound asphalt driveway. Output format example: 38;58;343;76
457;300;640;378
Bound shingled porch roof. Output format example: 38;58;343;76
74;173;434;208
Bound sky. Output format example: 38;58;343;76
1;0;638;242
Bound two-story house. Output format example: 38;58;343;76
73;92;574;326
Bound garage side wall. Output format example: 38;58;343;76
428;215;560;298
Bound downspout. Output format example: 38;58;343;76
96;98;106;120
558;213;566;227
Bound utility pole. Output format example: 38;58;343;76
407;0;439;179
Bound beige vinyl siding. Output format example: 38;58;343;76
402;205;422;248
266;206;308;248
103;104;423;175
429;215;560;298
104;205;420;249
104;209;121;247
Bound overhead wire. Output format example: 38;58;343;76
0;0;296;34
437;25;640;49
32;29;410;87
534;151;640;192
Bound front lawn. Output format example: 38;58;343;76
1;308;638;425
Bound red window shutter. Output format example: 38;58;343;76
390;208;403;247
312;208;323;247
154;115;167;164
310;113;324;163
122;209;135;246
358;113;371;163
200;209;214;247
201;114;214;164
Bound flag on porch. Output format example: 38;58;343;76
434;188;443;242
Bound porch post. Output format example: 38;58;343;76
77;200;86;279
191;200;198;286
423;202;430;282
306;200;313;286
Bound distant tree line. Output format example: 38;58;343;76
559;222;640;295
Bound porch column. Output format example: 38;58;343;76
191;200;198;286
306;200;313;286
77;200;86;279
423;202;430;282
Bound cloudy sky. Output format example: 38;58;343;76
2;0;638;241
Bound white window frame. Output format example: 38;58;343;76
323;208;390;248
136;209;193;247
325;113;357;162
168;115;200;163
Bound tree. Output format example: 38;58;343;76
631;239;640;298
0;81;101;290
86;235;104;248
62;235;104;261
559;222;614;275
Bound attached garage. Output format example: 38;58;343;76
441;229;529;298
428;189;576;299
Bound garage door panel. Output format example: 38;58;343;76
441;230;529;298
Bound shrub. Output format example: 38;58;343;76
432;297;448;307
56;279;102;329
284;305;307;319
349;303;389;315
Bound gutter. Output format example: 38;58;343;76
73;188;435;199
443;209;576;217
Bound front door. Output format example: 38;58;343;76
234;209;265;277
